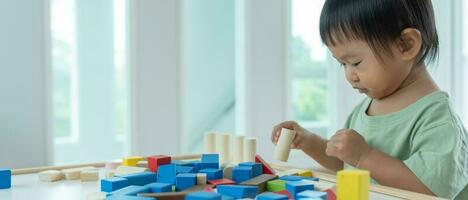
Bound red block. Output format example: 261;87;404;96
324;189;337;200
255;155;275;175
274;190;293;200
207;178;236;187
148;155;171;173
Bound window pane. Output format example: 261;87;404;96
289;0;329;134
463;0;468;126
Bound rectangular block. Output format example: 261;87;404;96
274;190;293;200
147;182;172;193
101;177;130;192
157;164;177;184
115;166;149;176
198;168;223;181
175;173;197;191
337;169;369;200
297;169;313;177
280;175;319;182
266;179;286;192
38;170;64;182
81;169;99;182
207;178;235;186
123;156;144;167
177;166;195;174
240;174;278;193
239;162;262;177
232;166;252;183
186;191;222;200
297;190;327;200
201;154;219;163
216;185;259;198
0;169;11;189
109;185;151;196
285;180;315;199
196;173;207;185
255;155;275;175
256;192;289;200
148;155;171;173
118;171;157;186
62;166;96;180
222;164;234;179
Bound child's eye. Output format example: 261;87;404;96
351;61;362;67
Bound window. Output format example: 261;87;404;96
289;0;330;136
462;0;468;126
50;0;129;164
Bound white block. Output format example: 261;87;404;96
62;166;96;180
274;128;296;162
204;131;217;153
114;166;149;176
222;164;235;179
217;133;231;164
81;169;99;182
243;137;257;162
38;170;64;182
196;173;207;185
232;135;245;164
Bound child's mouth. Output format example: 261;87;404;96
354;87;368;93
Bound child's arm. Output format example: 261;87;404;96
271;121;344;171
326;129;435;196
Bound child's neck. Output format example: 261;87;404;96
367;65;440;116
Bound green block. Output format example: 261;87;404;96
266;179;286;192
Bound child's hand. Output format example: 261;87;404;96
271;121;312;150
325;129;372;167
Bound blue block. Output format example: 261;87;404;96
157;164;177;184
176;166;195;174
108;185;151;196
146;182;172;193
232;166;252;183
198;168;223;180
216;185;258;198
117;172;157;186
191;161;202;172
221;195;234;200
175;173;197;191
297;190;327;200
256;192;289;200
101;177;130;192
285;180;315;199
198;163;219;170
239;162;262;177
172;160;194;166
186;191;222;200
280;175;319;182
201;154;219;163
106;195;155;200
0;169;11;189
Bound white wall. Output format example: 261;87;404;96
0;0;48;168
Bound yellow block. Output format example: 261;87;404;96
297;169;313;177
122;156;144;166
337;169;369;200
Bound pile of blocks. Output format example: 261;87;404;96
99;153;336;200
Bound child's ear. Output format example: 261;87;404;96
396;28;423;61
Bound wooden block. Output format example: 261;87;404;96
122;156;144;166
105;161;121;170
297;169;313;177
81;169;99;182
196;173;207;185
243;137;257;162
240;174;278;193
207;178;235;187
277;169;301;177
0;169;11;189
38;170;64;182
266;179;286;192
216;133;231;164
255;154;276;175
222;164;234;179
337;169;369;200
274;128;296;162
62;166;96;180
232;135;245;164
148;155;171;173
115;166;149;176
139;184;215;200
137;160;148;168
204;132;217;153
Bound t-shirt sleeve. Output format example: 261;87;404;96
403;122;468;199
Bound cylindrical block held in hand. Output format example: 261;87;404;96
274;128;296;162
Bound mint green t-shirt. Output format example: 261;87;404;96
344;91;468;199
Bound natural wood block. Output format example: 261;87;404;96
62;166;96;180
38;170;64;182
80;169;99;182
196;173;207;185
114;166;149;176
240;174;278;193
274;128;296;162
105;170;115;178
136;160;148;168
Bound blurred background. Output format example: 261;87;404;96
0;0;467;168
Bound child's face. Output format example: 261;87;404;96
327;40;413;100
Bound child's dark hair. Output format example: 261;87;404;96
319;0;439;65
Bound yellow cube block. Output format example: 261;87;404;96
337;169;369;200
297;169;313;177
122;156;144;166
